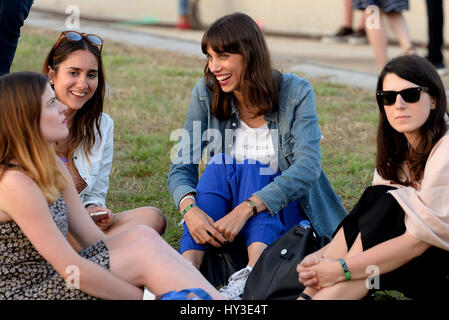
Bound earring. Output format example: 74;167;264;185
49;80;54;85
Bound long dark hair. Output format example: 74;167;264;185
42;34;106;163
376;55;448;185
201;12;281;119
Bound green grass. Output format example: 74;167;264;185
11;26;416;300
12;26;378;249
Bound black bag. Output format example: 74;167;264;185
242;224;330;300
199;237;248;288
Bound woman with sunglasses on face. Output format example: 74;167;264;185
296;55;449;300
0;71;225;300
167;12;347;300
42;32;166;247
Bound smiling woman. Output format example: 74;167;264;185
42;31;166;248
47;49;99;121
0;71;226;301
167;12;347;300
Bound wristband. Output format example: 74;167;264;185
179;195;196;209
337;259;351;281
181;203;198;216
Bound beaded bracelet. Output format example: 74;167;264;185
337;258;351;281
181;203;198;216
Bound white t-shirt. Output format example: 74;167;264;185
231;119;278;173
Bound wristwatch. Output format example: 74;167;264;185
246;199;258;217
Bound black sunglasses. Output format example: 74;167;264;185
55;31;104;52
376;87;429;107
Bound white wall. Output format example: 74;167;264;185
33;0;443;43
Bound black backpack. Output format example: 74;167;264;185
242;224;330;300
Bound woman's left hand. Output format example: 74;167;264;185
297;257;343;289
214;202;253;243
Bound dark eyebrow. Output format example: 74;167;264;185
67;67;98;73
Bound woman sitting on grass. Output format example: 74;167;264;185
297;55;449;300
0;71;225;300
42;31;166;245
168;12;347;300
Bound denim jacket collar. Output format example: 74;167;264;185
230;96;279;123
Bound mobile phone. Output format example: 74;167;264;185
90;210;109;222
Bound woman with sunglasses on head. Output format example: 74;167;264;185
167;12;347;300
296;55;449;300
42;32;166;247
0;71;225;300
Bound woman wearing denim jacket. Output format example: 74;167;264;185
42;31;166;249
167;13;347;300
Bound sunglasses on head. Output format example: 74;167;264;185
376;87;429;107
54;31;104;52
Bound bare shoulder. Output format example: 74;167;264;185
0;170;39;220
0;169;36;192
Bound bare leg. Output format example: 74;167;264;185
343;0;354;28
312;279;368;300
357;11;367;30
364;12;389;68
247;242;267;267
106;206;166;236
385;12;414;53
299;227;350;299
67;207;165;251
320;226;349;259
182;249;205;269
105;226;226;299
183;241;267;269
309;233;369;300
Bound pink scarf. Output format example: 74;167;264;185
372;128;449;250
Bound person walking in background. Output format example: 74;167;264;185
176;0;202;30
425;0;447;76
321;0;368;45
0;0;34;76
354;0;415;69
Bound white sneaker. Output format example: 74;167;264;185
219;266;252;300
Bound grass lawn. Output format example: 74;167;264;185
12;26;378;249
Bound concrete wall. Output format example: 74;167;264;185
33;0;447;43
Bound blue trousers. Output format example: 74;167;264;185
179;154;305;253
0;0;34;76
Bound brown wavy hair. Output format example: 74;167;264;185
201;12;281;120
42;33;106;164
376;55;448;185
0;72;67;203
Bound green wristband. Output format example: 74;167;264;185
181;203;197;216
338;259;351;281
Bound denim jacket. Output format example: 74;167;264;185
75;113;114;208
167;73;346;238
